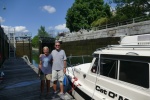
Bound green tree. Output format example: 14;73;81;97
66;0;112;32
38;26;49;37
32;35;39;48
32;26;50;48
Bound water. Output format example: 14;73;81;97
32;50;39;68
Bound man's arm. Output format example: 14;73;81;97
63;60;67;73
38;61;42;74
63;50;67;73
39;61;42;69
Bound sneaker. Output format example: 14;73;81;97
59;93;65;100
52;92;57;99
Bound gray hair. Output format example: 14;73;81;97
43;46;49;50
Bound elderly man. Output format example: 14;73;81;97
51;41;67;99
39;46;52;98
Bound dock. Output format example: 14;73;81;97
0;58;74;100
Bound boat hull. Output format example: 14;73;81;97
67;76;93;100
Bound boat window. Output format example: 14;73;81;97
92;53;99;58
119;61;149;88
100;59;118;79
91;58;98;73
101;54;150;63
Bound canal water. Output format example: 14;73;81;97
32;50;39;67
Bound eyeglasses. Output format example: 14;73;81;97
55;45;60;47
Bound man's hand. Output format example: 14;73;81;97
39;54;43;58
39;64;42;69
63;67;66;74
63;60;66;74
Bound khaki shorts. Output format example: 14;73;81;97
52;70;64;82
40;71;52;80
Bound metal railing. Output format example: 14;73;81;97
67;55;93;66
93;16;150;31
22;55;32;65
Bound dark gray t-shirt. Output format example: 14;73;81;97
40;54;52;74
51;49;67;70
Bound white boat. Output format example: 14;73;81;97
66;34;150;100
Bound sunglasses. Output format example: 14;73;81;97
55;45;60;47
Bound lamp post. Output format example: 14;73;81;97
8;27;15;58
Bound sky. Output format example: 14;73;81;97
0;0;116;38
0;0;74;37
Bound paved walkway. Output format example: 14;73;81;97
0;58;74;100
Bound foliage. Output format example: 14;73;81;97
91;17;109;27
32;26;50;48
66;0;112;32
32;35;39;48
38;26;49;37
110;0;150;21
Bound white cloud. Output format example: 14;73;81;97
1;25;29;34
0;16;5;23
54;24;69;31
47;24;69;37
42;5;56;13
15;26;29;33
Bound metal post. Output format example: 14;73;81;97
82;55;84;64
3;34;5;60
8;32;10;58
0;29;2;64
69;57;71;65
23;39;24;55
29;38;31;62
69;54;72;65
14;28;16;58
133;18;135;23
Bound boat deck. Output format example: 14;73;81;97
0;58;74;100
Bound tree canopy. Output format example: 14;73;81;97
111;0;150;18
32;26;50;48
66;0;112;32
66;0;150;31
37;26;49;37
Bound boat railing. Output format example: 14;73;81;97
67;55;93;67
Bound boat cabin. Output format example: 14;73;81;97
91;34;150;89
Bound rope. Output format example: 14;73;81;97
68;77;81;93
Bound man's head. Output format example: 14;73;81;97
55;41;61;50
43;46;49;55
